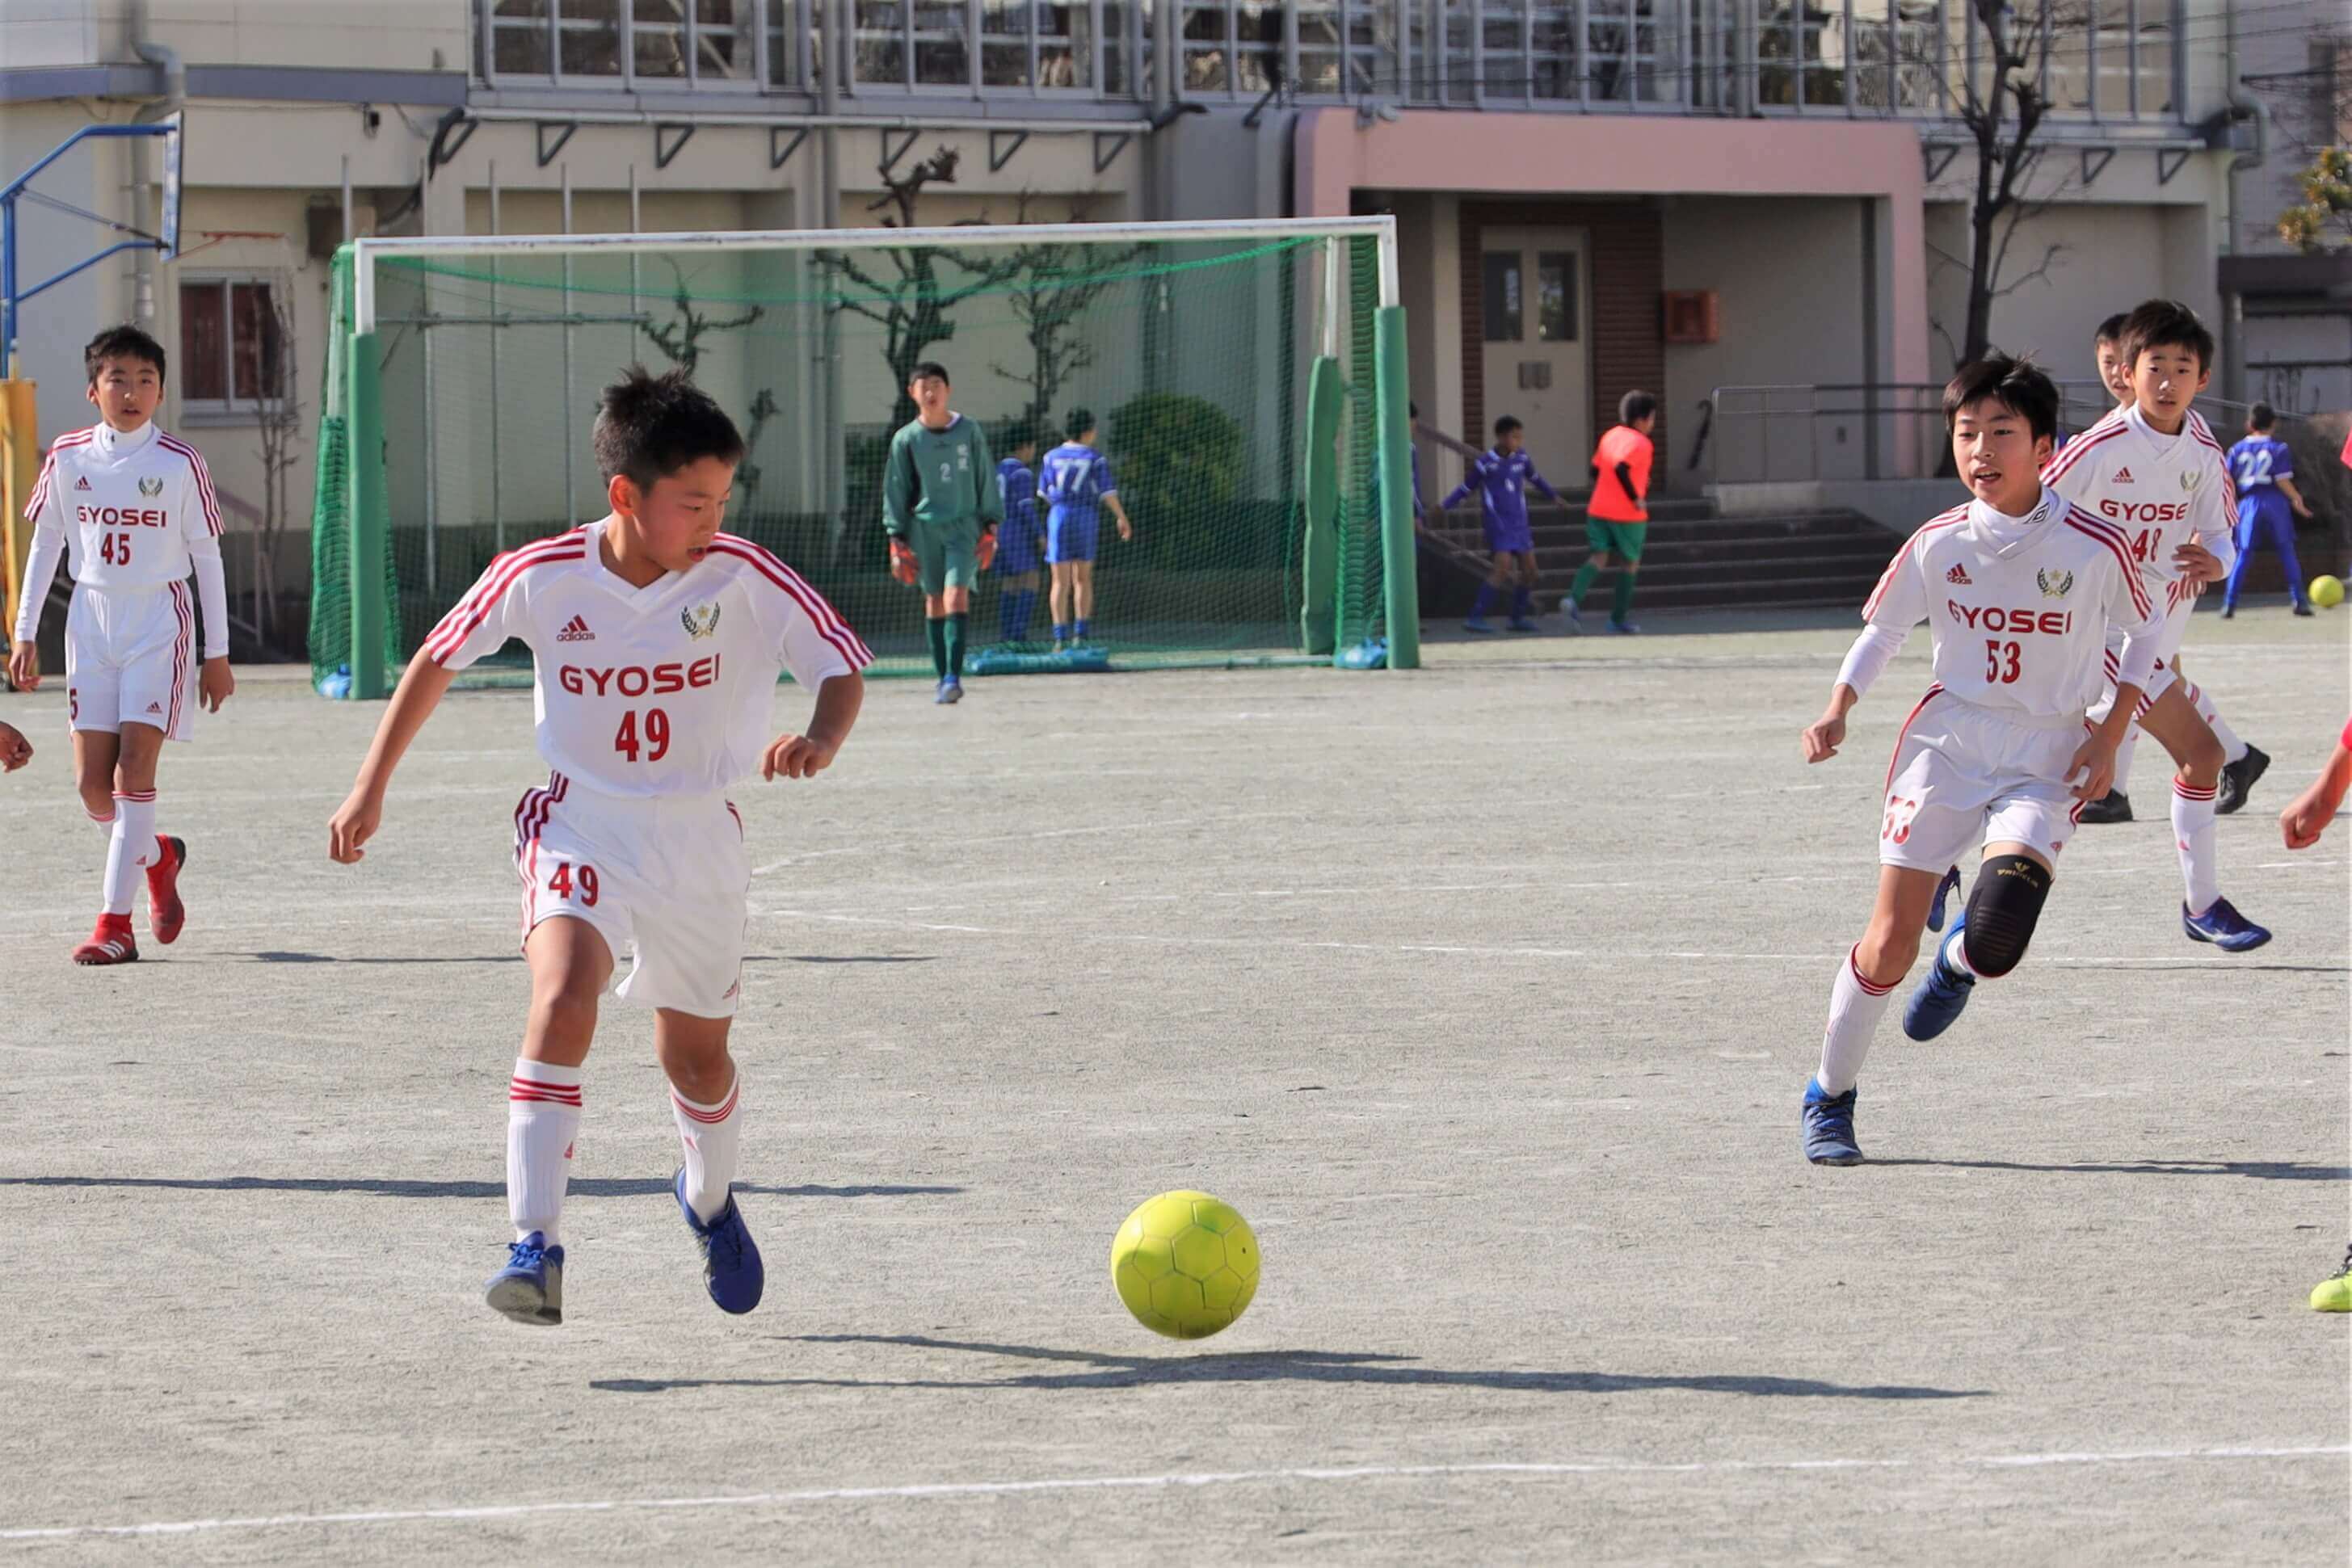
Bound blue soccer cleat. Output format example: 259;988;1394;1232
1506;616;1540;633
934;677;963;704
485;1232;564;1326
1608;619;1640;635
675;1167;764;1315
1925;864;1963;934
2183;897;2270;952
1902;921;1975;1040
1462;617;1496;634
1801;1080;1862;1165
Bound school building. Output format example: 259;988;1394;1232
2;0;2335;630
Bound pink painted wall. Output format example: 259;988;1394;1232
1295;107;1931;398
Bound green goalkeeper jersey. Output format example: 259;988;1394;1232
883;414;1002;540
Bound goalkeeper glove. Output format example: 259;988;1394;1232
889;536;919;586
976;528;998;573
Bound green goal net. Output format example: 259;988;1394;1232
308;218;1415;694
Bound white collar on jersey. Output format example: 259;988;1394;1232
2122;400;2190;451
1967;486;2062;560
90;420;159;458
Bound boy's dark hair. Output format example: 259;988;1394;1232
1065;406;1096;441
1618;390;1659;425
2118;298;2215;372
85;324;166;385
2248;401;2276;431
592;366;745;490
2093;312;2130;347
1004;421;1039;452
910;361;950;386
1493;414;1522;438
1942;354;2060;443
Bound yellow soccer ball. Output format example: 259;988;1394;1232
1110;1191;1260;1339
2311;574;2346;611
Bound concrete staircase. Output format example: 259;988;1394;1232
1419;495;1897;616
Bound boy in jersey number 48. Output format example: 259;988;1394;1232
1795;357;2162;1166
328;368;870;1326
9;326;233;965
2041;301;2272;943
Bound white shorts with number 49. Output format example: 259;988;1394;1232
1879;685;2088;872
513;771;751;1018
65;583;198;742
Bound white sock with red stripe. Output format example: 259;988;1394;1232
2109;724;2140;797
1815;946;1896;1098
101;792;158;916
2187;686;2249;766
2173;778;2221;915
671;1070;743;1225
508;1059;583;1246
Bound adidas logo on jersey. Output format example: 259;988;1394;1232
555;615;595;642
75;476;92;490
1946;564;1973;585
146;702;162;713
2113;466;2135;483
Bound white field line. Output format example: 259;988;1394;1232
3;1444;2341;1543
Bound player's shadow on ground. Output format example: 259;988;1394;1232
590;1334;1984;1401
1870;1158;2350;1181
0;1175;963;1199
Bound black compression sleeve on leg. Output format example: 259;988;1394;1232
1959;854;2051;978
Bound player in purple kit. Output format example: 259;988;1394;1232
991;424;1046;646
1441;415;1559;634
2222;403;2315;618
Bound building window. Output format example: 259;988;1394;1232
1482;252;1522;342
482;0;762;86
179;278;285;417
1536;251;1576;341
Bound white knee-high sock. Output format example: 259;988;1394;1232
2187;684;2249;765
2173;776;2221;915
1816;946;1897;1098
671;1070;743;1224
508;1059;583;1246
101;792;157;916
2110;723;2140;797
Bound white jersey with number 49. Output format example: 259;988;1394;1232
426;522;872;798
2042;403;2235;647
1861;490;2160;719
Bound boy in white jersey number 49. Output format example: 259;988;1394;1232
2041;300;2271;948
9;326;234;965
1795;358;2163;1166
328;369;870;1326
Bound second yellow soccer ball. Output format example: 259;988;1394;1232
1109;1191;1259;1339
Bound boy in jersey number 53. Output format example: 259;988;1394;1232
1795;358;2162;1166
10;326;233;966
328;368;870;1326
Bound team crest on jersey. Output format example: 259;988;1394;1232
2037;568;2074;599
2177;468;2202;493
138;476;164;497
680;602;722;641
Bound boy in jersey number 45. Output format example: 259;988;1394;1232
329;368;870;1326
9;326;233;965
1796;357;2162;1166
2042;300;2271;943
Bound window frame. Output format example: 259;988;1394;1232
177;272;291;423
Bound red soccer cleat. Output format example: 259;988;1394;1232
73;914;139;966
146;835;187;945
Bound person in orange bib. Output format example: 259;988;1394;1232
1564;391;1659;634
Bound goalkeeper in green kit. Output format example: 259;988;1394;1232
884;362;1002;704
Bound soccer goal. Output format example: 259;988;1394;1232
309;215;1417;696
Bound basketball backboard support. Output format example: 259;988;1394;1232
0;115;183;377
